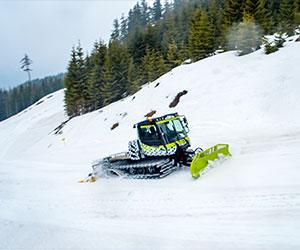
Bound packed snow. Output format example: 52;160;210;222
1;36;300;249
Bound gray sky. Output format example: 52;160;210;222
0;0;151;89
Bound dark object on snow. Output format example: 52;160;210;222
132;96;136;100
144;110;156;118
296;36;300;42
111;123;119;130
35;100;44;106
169;90;188;108
154;82;160;88
53;119;71;135
120;112;127;118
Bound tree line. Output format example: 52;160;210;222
0;74;64;121
63;0;299;117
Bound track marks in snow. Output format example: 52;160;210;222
233;130;300;156
88;187;300;221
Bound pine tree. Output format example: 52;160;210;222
177;6;190;45
223;0;244;27
101;57;116;106
242;0;273;34
188;10;214;61
152;0;163;22
20;54;33;82
279;0;296;36
255;0;273;34
87;41;107;110
64;43;89;116
111;19;120;41
128;3;143;32
143;48;167;82
243;0;260;18
127;9;134;32
167;41;181;69
262;36;278;54
156;53;168;77
127;26;147;65
208;0;223;50
127;57;140;95
108;40;131;100
296;0;300;25
145;24;161;51
161;14;177;54
64;47;79;117
143;48;156;82
178;42;189;62
75;43;89;114
120;13;128;42
141;0;149;26
163;0;172;16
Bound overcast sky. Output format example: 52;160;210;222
0;0;152;89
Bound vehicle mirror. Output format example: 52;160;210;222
182;117;189;132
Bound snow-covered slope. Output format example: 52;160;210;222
1;37;300;249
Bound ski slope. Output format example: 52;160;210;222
1;36;300;249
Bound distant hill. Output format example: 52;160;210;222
0;73;64;121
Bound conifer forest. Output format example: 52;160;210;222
0;74;64;121
64;0;300;118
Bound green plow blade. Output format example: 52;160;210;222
190;144;231;178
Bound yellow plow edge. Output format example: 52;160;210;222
190;144;231;178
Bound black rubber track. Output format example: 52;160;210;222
93;158;178;179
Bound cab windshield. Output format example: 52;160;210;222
138;125;164;146
158;119;187;143
138;118;187;146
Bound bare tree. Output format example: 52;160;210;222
20;54;33;82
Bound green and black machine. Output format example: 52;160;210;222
91;113;231;179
